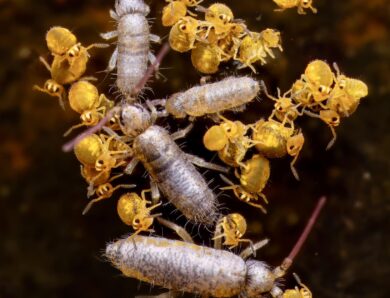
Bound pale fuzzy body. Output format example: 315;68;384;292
166;76;260;118
104;0;152;97
116;13;150;96
132;126;218;225
115;0;150;17
106;235;278;297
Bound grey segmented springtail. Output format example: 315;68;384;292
120;103;228;225
105;197;326;297
158;76;260;119
101;0;161;99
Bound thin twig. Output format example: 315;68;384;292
62;107;120;152
133;42;170;95
281;196;327;271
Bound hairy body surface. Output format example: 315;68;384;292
102;0;160;98
166;76;260;118
119;104;221;225
132;126;218;224
106;235;278;297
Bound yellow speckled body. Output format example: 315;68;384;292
50;48;88;84
203;116;254;167
239;154;270;194
162;0;202;27
305;60;333;87
117;193;146;226
319;110;340;127
274;97;299;122
116;191;159;233
191;43;220;74
253;120;294;158
300;60;334;103
291;79;313;105
68;81;100;113
273;0;298;9
64;81;115;135
204;125;228;151
282;274;312;298
218;141;248;167
205;3;234;35
169;16;198;52
162;1;187;26
273;0;317;14
81;165;111;185
74;134;103;166
217;23;246;61
46;26;77;55
215;213;248;248
328;76;368;117
238;33;264;67
260;28;283;57
74;134;129;173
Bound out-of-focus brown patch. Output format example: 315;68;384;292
339;14;387;51
0;139;31;177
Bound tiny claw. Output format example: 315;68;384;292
82;203;92;215
326;139;335;151
292;170;300;181
58;98;66;110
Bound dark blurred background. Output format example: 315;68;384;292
0;0;389;297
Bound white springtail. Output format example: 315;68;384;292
101;0;161;99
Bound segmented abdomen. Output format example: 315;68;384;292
166;76;260;118
133;126;219;225
117;14;149;96
106;235;246;297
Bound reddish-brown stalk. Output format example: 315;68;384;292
280;196;327;271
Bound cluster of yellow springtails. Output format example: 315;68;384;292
163;1;282;73
203;59;367;218
34;26;164;237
